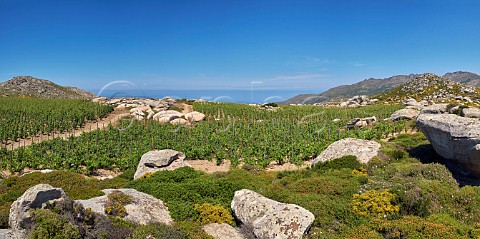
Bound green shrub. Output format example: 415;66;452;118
131;223;189;239
369;215;480;238
312;155;362;171
0;171;128;229
104;190;133;218
29;209;81;239
352;190;399;219
125;167;243;222
194;203;234;226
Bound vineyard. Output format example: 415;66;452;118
0;98;114;143
0;102;409;173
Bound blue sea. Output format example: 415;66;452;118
93;89;323;104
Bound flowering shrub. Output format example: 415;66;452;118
353;190;399;218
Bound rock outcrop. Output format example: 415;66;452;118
93;97;207;125
134;149;189;180
231;189;314;239
9;184;66;231
461;107;480;118
203;223;246;239
75;188;173;225
416;113;480;173
185;111;206;122
0;76;96;99
387;108;420;121
420;104;449;114
311;138;381;166
346;116;376;129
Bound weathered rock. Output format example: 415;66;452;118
347;117;376;129
355;120;368;128
461;107;480;118
0;229;22;239
364;116;377;125
152;110;183;121
156;116;171;124
134;149;189;180
184;111;206;122
170;118;190;125
346;118;360;129
311;138;381;166
416;113;480;172
404;98;419;107
388;108;420;121
129;106;151;113
203;223;246;239
76;188;173;225
92;97;107;103
9;184;66;231
420;104;449;114
231;189;314;239
178;103;194;113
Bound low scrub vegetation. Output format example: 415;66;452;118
1;132;480;238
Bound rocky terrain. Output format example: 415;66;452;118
92;97;206;125
283;71;480;105
0;76;96;99
374;73;480;105
443;71;480;87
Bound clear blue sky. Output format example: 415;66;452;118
1;0;479;91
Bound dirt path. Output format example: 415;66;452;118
5;108;130;151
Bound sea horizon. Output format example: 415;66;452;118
92;89;325;104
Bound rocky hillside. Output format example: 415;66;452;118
443;71;480;87
0;76;96;99
283;71;480;105
282;74;420;105
374;73;480;105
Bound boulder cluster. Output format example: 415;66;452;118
346;116;377;129
92;97;206;125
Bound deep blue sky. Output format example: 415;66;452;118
1;0;479;92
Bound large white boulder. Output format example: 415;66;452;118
231;189;314;239
75;188;173;225
311;138;381;166
134;149;189;180
9;184;66;231
416;113;480;172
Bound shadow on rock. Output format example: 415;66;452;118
408;144;480;186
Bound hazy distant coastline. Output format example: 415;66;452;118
93;89;324;104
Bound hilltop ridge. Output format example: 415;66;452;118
374;73;480;105
0;76;96;99
283;71;480;105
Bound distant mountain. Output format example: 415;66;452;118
0;76;96;99
374;73;480;104
443;71;480;87
281;74;420;105
282;71;480;105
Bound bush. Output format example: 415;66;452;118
125;167;243;222
369;215;480;238
131;223;189;239
42;198;134;239
352;190;399;219
104;190;133;218
312;155;362;171
194;203;234;226
29;209;81;239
